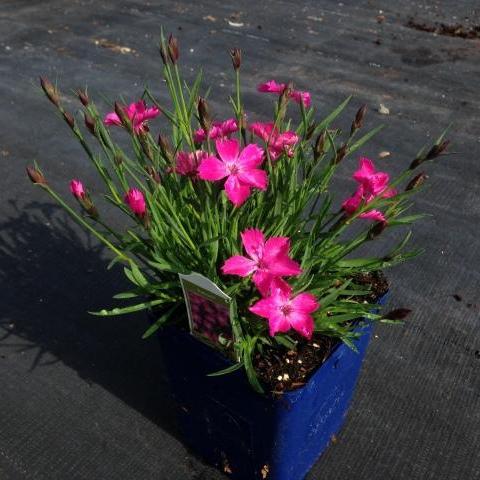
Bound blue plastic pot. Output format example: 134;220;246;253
158;294;387;480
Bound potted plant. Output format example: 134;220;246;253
27;33;449;480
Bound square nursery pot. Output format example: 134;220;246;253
157;294;388;480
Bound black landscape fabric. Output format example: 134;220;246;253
1;1;479;479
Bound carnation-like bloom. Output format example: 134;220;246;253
257;80;311;108
104;100;160;134
198;139;268;207
194;118;238;143
222;228;302;296
175;150;209;179
69;179;85;199
125;188;146;216
249;288;319;339
249;122;299;161
342;158;396;222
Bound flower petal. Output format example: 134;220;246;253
241;228;265;260
268;312;292;337
353;157;376;183
263;237;290;260
237;143;265;170
257;80;286;94
249;296;276;319
237;168;268;190
104;112;121;126
198;156;228;181
221;255;257;277
290;293;319;314
342;188;363;214
216;138;240;163
288;312;314;339
252;271;274;297
268;256;302;277
224;175;251;206
253;271;292;297
359;209;386;222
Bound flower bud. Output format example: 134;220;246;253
426;139;450;160
77;89;89;106
314;130;326;160
114;152;124;166
84;112;96;135
139;134;154;161
114;101;132;132
40;77;60;107
26;165;47;185
350;104;367;135
158;133;173;161
368;220;387;239
198;97;212;133
334;144;348;164
159;44;169;65
145;166;161;184
168;34;179;64
229;48;241;71
405;172;427;191
125;187;146;217
409;139;450;169
305;122;316;141
69;179;86;199
63;110;75;129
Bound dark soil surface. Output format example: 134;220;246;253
255;272;388;392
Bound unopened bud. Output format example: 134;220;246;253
158;133;173;161
40;77;60;107
334;144;348;164
426;139;450;160
77;89;89;106
350;104;367;135
63;111;75;129
84;113;96;135
114;102;132;131
368;221;387;239
114;151;124;166
145;166;161;184
168;34;179;64
314;130;326;160
198;97;212;133
159;44;169;65
409;139;450;169
26;165;47;185
305;122;316;141
229;48;241;71
139;134;154;161
405;172;427;191
83;197;99;220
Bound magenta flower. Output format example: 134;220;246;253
69;179;85;199
194;118;238;144
257;80;286;94
104;100;160;134
198;139;268;207
249;122;299;161
124;188;146;216
249;288;319;339
257;80;311;108
175;150;209;179
222;228;302;296
342;158;396;222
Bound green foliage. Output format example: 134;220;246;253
31;35;448;392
